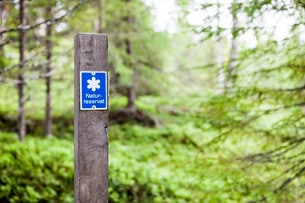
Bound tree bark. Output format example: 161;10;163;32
124;0;136;109
126;85;136;109
216;2;225;94
97;0;104;33
45;5;52;137
227;0;239;92
17;0;26;141
0;2;8;53
217;43;225;93
227;23;238;87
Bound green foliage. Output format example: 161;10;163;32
2;92;305;203
295;0;305;8
187;2;305;199
1;0;305;202
108;120;305;202
0;133;74;203
105;0;171;95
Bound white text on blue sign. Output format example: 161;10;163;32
80;71;107;110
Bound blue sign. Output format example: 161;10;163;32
80;71;107;110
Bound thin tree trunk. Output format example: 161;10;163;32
216;2;225;94
227;25;238;87
17;0;26;141
227;0;238;92
45;5;52;137
217;42;225;93
124;0;136;109
0;2;8;53
124;37;136;109
126;85;136;109
98;0;104;33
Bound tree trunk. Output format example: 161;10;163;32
216;2;225;94
0;2;8;53
124;37;136;109
17;0;26;141
97;0;104;33
227;0;239;92
227;25;238;88
124;0;136;109
126;85;136;109
45;5;52;137
217;42;225;93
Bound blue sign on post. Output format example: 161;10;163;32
80;71;107;110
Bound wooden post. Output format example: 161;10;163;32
74;33;108;203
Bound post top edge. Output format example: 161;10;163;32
75;33;108;37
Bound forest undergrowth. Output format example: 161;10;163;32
1;92;304;202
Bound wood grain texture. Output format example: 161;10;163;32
74;33;108;203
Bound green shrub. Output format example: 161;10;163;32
0;133;74;203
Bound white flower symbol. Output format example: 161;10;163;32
87;77;100;92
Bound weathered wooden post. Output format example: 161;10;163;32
74;33;108;202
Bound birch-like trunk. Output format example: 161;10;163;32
0;2;7;52
17;0;26;141
227;0;239;92
45;5;52;137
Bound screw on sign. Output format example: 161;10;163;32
80;71;108;110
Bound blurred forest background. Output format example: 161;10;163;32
1;0;305;202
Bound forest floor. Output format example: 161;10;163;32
1;89;302;202
0;69;304;202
